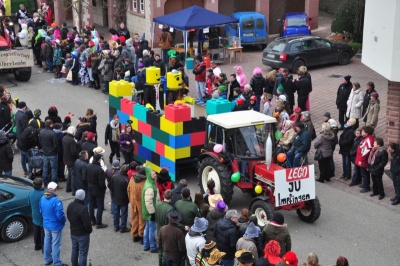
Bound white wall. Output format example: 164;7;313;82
126;1;152;44
362;0;400;82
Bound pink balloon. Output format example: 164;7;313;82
111;35;119;41
213;144;223;153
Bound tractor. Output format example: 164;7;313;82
198;110;321;225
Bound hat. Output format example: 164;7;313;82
181;187;190;198
272;212;284;225
301;111;310;118
47;181;58;190
282;251;298;266
67;126;76;136
166;210;182;224
277;84;284;93
218;85;226;92
18;101;26;109
215;200;228;212
126;38;133;46
322;122;331;131
208;194;224;208
88;41;95;47
93;153;102;162
51;22;57;27
204;240;217;250
264;240;282;264
138;62;144;68
370;92;379;99
278;95;286;102
93;146;105;154
67;34;74;40
344;75;351;82
119;36;126;44
294;106;301;113
86;132;95;140
33;109;41;117
243;222;261;238
85;24;91;30
323;112;331;119
347;118;356;126
137;165;145;175
237;251;255;264
236;98;245;105
191;217;209;233
208;249;226;265
75;189;85;201
328;118;338;128
112;160;120;169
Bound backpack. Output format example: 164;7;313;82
135;70;146;90
19;126;38;145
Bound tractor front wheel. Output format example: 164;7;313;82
250;200;274;227
198;157;234;204
296;197;321;223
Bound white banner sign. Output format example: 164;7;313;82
0;49;34;69
274;165;315;207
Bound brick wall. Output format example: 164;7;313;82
319;0;350;14
386;81;400;144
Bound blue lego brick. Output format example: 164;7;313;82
134;103;148;122
169;134;191;149
160;156;176;175
138;144;152;161
117;110;129;125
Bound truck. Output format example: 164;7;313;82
0;16;33;81
198;110;321;225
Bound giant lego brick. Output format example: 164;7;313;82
155;140;165;156
142;135;156;152
138;144;152;161
169;172;176;182
183;117;207;134
164;146;191;161
117;110;129;125
133;103;148;122
109;106;117;120
190;131;206;146
121;98;135;117
138;120;152;137
145;160;162;174
135;131;143;146
160;115;183;136
130;116;139;131
169;134;191;149
160;156;176;178
146;110;161;129
151;151;161;166
133;142;139;155
109;95;122;110
165;103;191;123
109;80;132;97
190;145;204;158
134;154;145;164
205;98;231;115
152;127;170;146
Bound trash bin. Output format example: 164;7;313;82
186;58;194;70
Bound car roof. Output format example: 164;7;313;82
233;12;265;17
273;35;322;43
0;175;34;188
207;110;276;129
284;12;308;18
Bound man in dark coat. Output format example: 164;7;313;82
174;187;200;227
0;135;13;175
336;75;353;129
170;179;188;206
362;81;376;117
67;189;93;266
81;132;96;159
228;74;240;101
62;126;79;194
39;120;59;186
15;101;28;140
294;71;311;112
109;165;131;233
0;97;11;131
60;23;69;40
286;122;311;168
87;153;107;229
214;210;239;266
17;126;40;178
73;151;88;203
339;118;356;179
117;22;130;40
75;117;91;142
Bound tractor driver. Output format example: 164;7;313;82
235;126;261;182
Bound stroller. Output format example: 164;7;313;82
0;123;18;154
28;147;44;178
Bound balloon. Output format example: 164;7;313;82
255;185;263;194
275;130;282;140
277;153;287;163
213;144;223;153
266;133;272;170
231;172;240;183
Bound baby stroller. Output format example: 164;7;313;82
28;147;44;179
0;122;18;154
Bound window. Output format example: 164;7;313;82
139;0;144;13
132;0;137;11
256;18;264;30
314;39;331;49
242;18;254;30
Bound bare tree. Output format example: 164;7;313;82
113;0;128;25
64;0;89;32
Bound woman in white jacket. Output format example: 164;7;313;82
346;82;365;128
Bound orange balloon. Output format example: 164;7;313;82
277;153;286;163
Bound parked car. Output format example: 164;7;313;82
0;175;33;243
262;36;354;72
278;12;311;37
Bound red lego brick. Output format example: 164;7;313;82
156;141;165;157
165;103;191;123
138;120;152;137
133;142;139;155
190;131;206;146
120;98;135;117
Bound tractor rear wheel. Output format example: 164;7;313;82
14;67;32;81
250;200;274;227
198;157;234;204
296;197;321;223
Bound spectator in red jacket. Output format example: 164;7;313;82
156;168;174;201
355;125;374;193
193;55;206;102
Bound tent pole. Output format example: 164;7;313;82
151;22;155;50
184;31;188;62
238;23;241;47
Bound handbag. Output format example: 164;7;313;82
66;70;72;81
314;149;323;161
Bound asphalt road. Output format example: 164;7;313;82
0;68;400;266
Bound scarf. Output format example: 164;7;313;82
368;147;379;165
110;121;120;142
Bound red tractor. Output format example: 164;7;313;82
198;110;321;225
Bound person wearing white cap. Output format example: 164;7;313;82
67;189;93;266
89;146;107;172
62;126;78;194
39;181;67;266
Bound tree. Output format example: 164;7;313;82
113;0;128;25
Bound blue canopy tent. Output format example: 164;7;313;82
152;5;240;60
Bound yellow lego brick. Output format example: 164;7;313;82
130;116;139;131
145;160;162;173
109;80;132;97
164;146;190;161
160;115;183;136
